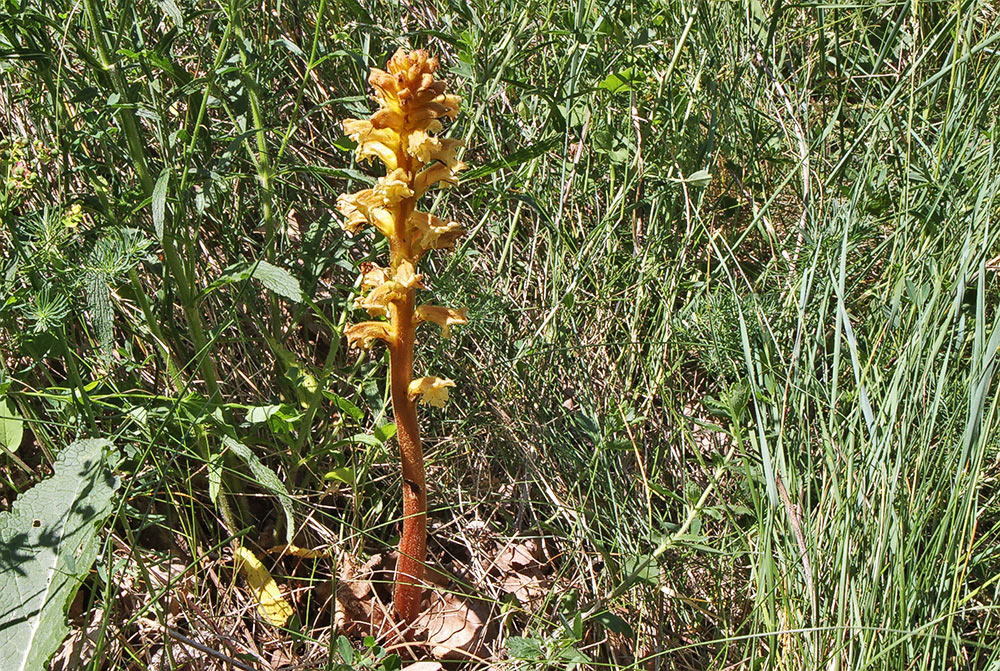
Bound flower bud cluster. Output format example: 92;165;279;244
1;138;42;194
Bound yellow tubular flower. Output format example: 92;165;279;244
337;48;467;626
415;305;468;338
407;377;457;408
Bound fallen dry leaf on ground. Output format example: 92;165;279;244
491;539;553;611
414;591;492;660
402;662;443;671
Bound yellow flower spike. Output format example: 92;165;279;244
407;376;456;408
416;305;468;338
355;281;403;317
339;48;467;625
429;138;465;169
336;189;396;237
335;191;370;234
406;129;442;162
343;118;401;169
393;259;424;290
354;262;427;317
413;161;465;196
360;264;392;290
375;169;414;205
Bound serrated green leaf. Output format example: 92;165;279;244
251;261;303;303
221;436;295;543
0;398;23;452
506;636;543;659
85;273;113;364
0;439;119;671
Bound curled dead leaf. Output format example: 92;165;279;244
403;663;443;671
414;592;492;660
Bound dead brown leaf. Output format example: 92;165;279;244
50;608;109;671
414;591;491;660
402;663;443;671
491;539;552;610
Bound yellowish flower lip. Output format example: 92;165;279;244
407;376;457;408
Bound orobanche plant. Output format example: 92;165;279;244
337;48;467;623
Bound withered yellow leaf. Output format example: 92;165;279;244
235;546;294;627
266;544;331;559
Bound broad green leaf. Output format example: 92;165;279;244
155;0;184;27
152;169;169;239
0;398;23;452
373;423;396;443
326;393;364;422
558;646;591;664
208;450;223;505
221;436;295;543
684;169;712;187
597;67;641;93
344;433;382;448
323;467;355;485
622;554;659;586
336;634;353;664
246;405;282;424
0;438;119;671
592;611;636;638
251;261;303;303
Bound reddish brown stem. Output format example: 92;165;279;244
390;284;426;623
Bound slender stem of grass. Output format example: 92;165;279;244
126;270;184;391
83;0;219;398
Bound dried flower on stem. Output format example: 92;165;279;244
337;48;467;624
